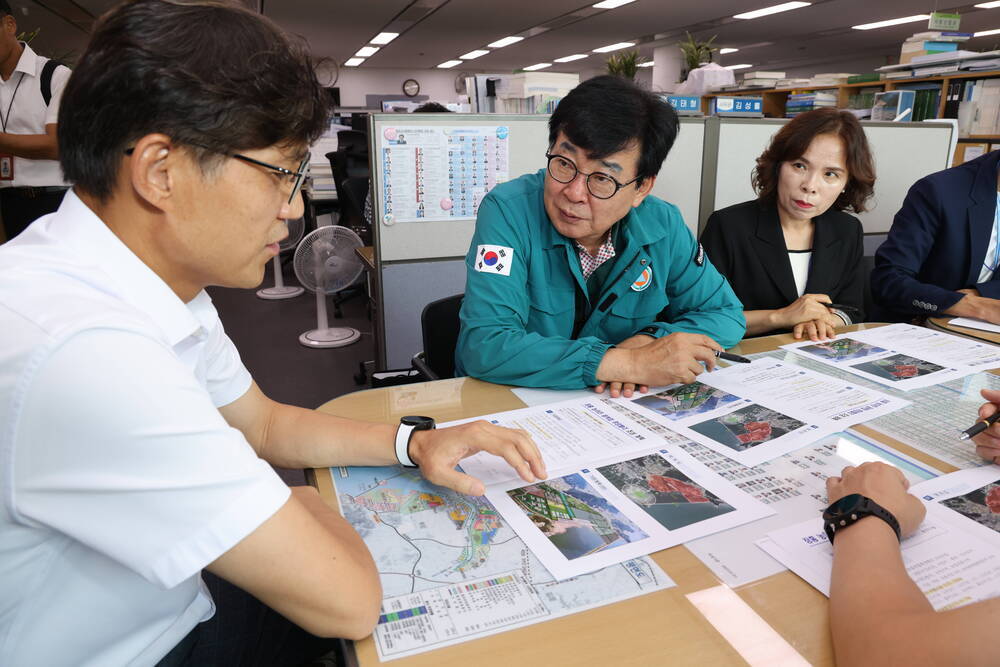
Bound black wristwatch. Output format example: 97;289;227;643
822;493;901;544
394;415;435;468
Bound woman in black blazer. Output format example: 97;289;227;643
701;108;875;340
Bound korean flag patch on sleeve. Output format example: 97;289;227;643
475;244;514;276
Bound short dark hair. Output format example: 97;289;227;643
752;108;876;213
548;75;679;187
0;2;12;17
413;102;450;113
59;0;330;201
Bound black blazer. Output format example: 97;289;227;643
871;149;1000;321
700;199;865;322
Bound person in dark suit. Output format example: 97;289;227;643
871;149;1000;323
701;108;875;340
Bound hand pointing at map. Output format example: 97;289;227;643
408;421;547;496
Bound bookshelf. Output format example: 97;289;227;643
700;69;1000;119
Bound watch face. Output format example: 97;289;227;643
401;415;434;428
825;493;863;518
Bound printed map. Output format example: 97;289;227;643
334;465;671;603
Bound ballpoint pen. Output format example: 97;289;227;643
959;411;1000;441
716;350;751;364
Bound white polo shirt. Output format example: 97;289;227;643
0;190;291;665
0;42;70;187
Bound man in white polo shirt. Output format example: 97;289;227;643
0;1;544;665
0;0;70;241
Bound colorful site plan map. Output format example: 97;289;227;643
333;465;674;660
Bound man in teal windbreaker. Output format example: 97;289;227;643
456;75;746;395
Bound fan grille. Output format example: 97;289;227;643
293;226;364;294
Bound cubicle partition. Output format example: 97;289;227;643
369;113;953;370
698;117;956;243
369;114;706;369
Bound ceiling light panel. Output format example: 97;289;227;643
489;36;524;48
733;2;811;20
720;48;739;54
523;63;552;71
975;1;1000;7
852;14;931;30
344;58;365;67
593;41;635;53
461;49;489;59
355;46;379;57
724;63;753;70
637;61;654;67
555;54;589;62
592;0;636;8
370;32;399;45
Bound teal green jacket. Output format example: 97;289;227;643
456;170;746;389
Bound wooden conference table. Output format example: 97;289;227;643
309;324;965;666
928;316;1000;346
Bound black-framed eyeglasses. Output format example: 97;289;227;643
545;152;640;200
124;146;309;204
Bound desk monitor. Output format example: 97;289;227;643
699;117;955;235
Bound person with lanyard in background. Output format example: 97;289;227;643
700;108;875;342
456;75;745;398
871;149;1000;324
0;0;70;242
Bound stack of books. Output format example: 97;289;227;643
775;78;812;88
740;70;785;89
900;31;971;65
847;86;882;111
785;90;837;117
809;73;857;86
846;73;883;84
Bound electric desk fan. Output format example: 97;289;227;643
256;215;305;300
292;225;364;348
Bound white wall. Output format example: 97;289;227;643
334;67;464;107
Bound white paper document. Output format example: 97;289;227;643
758;499;1000;609
458;397;662;486
623;357;908;466
949;317;1000;335
485;444;774;580
333;464;674;661
782;323;1000;390
681;431;937;587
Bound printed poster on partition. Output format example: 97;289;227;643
379;125;509;224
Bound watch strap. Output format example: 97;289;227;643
394;423;419;468
823;495;901;544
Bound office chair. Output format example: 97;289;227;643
336;129;368;154
326;150;371;318
411;294;464;380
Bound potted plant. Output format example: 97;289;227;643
679;32;717;80
606;50;645;80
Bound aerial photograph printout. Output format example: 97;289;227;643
486;447;773;579
783;323;1000;389
507;474;648;560
623;358;907;466
597;454;735;529
688;403;807;453
632;382;741;422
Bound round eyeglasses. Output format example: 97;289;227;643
545;153;640;200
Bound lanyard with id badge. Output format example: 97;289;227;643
0;72;25;181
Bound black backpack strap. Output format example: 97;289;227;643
40;59;61;107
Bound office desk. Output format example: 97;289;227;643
311;324;959;667
927;316;1000;345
